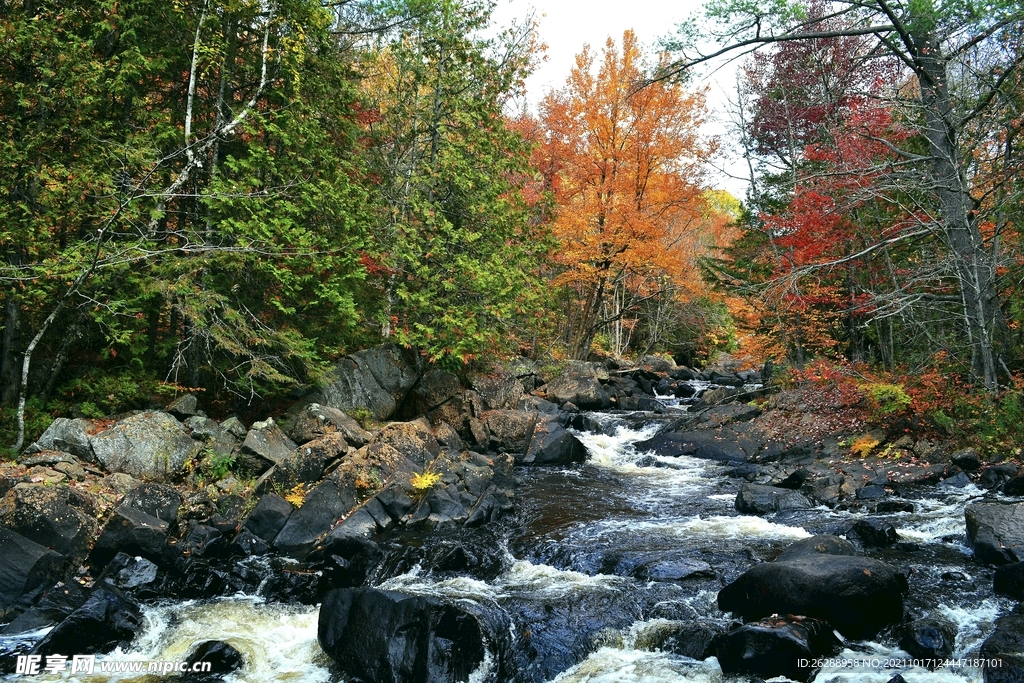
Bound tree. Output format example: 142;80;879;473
668;0;1024;389
1;0;374;448
357;0;549;364
535;30;716;360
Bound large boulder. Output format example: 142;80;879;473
479;410;536;455
543;364;609;409
895;614;957;663
994;562;1024;600
0;484;96;560
776;534;857;562
89;411;201;482
980;603;1024;683
718;555;906;639
469;371;524;411
736;483;812;515
635;428;753;463
272;478;357;558
30;584;142;657
290;403;372;447
403;369;464;418
847;519;900;548
521;414;586;465
241;417;297;468
966;501;1024;565
715;616;841;682
258;433;347;491
89;506;169;569
26;418;95;461
317;588;486;683
242;494;294;543
119;483;182;523
0;529;65;621
312;344;423;422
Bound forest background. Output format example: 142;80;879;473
2;0;1023;456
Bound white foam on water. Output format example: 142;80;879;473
70;596;330;683
582;516;810;544
378;559;628;604
815;597;1011;683
574;423;663;467
547;647;723;683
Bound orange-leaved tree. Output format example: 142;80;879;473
534;30;716;359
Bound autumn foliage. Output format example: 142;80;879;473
531;31;720;359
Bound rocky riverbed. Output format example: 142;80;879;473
1;346;1023;682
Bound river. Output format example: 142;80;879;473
4;403;1013;683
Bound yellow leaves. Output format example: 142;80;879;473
850;434;881;457
409;470;442;491
284;483;306;508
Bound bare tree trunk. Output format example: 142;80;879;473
914;27;1008;390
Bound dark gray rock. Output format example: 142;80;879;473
469;371;524;411
980;603;1024;683
543;365;609;409
522;414;586;465
857;484;886;499
26;418;95;461
312;344;423;421
634;621;721;660
994;562;1024;600
100;554;160;591
181;640;244;681
847;519;900;548
718;555;906;639
0;579;87;635
241;493;296;545
90;506;169;569
0;529;65;621
979;465;1018;490
165;394;199;418
120;483;182;523
941;471;973;488
89;412;201;482
895;614;957;663
30;584;142;657
0;485;96;561
715;616;842;682
241;418;297;468
289;403;372;447
951;448;981;471
480;410;537;455
776;535;857;562
317;588;485;683
259;433;346;490
966;501;1024;565
639;429;747;463
1004;475;1024;497
220;416;248;438
736;483;811;515
272;479;357;558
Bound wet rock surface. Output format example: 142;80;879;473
2;354;1021;683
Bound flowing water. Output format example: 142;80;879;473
2;407;1012;683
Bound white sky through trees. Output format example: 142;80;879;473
491;0;749;197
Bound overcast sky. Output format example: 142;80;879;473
490;0;750;198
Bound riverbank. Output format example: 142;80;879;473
1;349;1022;682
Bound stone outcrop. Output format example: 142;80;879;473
966;501;1024;565
89;412;201;482
312;344;423;421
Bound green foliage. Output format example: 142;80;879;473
359;0;548;365
200;449;236;481
863;382;913;418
